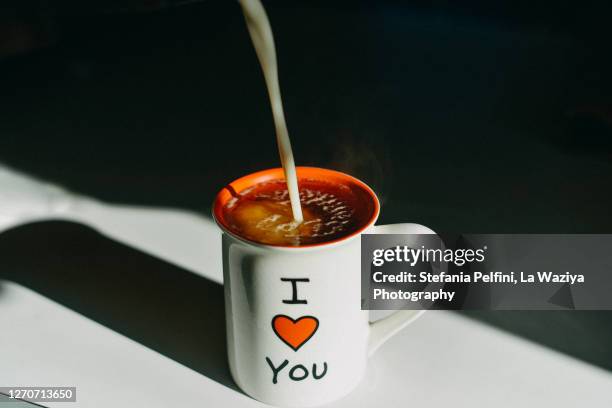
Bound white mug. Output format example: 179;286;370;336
213;167;434;407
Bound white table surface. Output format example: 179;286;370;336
1;165;611;407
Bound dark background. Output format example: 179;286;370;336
1;1;611;372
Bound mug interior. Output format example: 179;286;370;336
213;167;380;249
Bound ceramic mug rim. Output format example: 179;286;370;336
212;166;380;252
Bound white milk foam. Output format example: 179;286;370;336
251;187;354;239
238;0;304;223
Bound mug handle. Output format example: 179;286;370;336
367;223;436;356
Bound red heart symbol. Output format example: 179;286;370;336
272;315;319;351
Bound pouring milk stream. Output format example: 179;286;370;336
238;0;303;224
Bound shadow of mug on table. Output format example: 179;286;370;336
0;220;239;392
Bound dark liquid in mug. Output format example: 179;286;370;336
222;179;373;246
